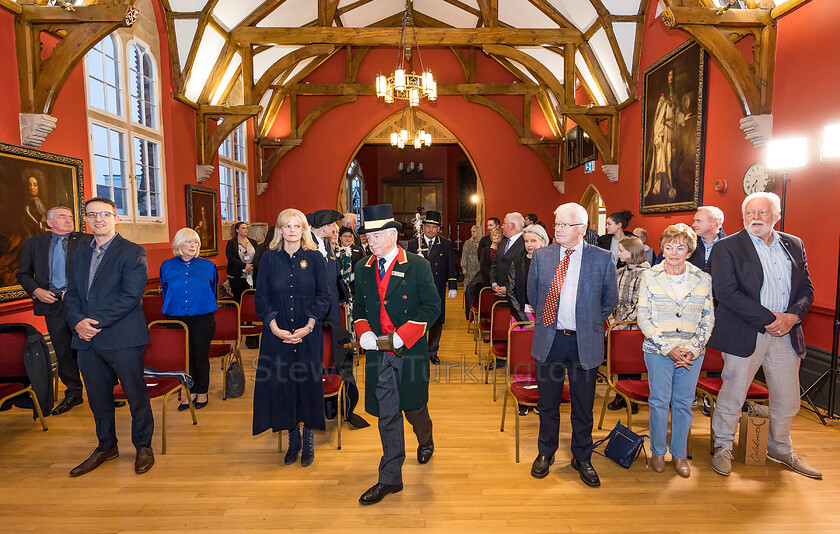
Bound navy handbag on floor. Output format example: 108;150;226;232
593;420;648;469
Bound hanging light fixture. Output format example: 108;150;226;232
375;0;437;107
390;106;432;150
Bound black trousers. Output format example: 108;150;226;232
535;331;598;462
45;311;83;398
78;345;154;451
166;313;216;394
229;276;251;304
427;318;444;357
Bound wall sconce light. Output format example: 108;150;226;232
766;136;807;231
470;194;479;204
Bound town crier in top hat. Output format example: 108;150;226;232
406;210;457;364
353;204;441;505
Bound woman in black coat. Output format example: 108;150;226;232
507;224;550;324
464;227;503;319
226;221;259;302
253;208;330;467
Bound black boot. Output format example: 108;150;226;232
284;426;301;465
301;427;315;467
607;395;627;411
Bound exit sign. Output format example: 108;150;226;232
584;161;595;173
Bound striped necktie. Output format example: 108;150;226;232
541;249;575;327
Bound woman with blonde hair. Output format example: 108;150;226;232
253;209;330;467
160;228;218;410
637;223;714;478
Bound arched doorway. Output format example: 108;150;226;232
580;184;606;235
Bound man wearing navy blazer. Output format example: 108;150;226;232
528;202;618;487
708;193;820;479
490;212;527;300
64;197;153;477
16;206;92;415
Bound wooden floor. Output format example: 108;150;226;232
3;290;840;533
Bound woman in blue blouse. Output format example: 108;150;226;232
160;228;218;410
253;208;330;467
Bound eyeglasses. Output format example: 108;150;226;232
553;222;585;230
84;211;115;219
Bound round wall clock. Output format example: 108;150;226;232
743;163;773;195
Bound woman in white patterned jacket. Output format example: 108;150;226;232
637;223;714;479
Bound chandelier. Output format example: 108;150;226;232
375;0;437;107
391;106;432;149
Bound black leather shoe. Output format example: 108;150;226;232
417;441;434;464
359;483;403;505
607;395;626;411
69;446;119;477
114;401;127;408
571;458;600;487
135;447;154;474
530;454;555;479
194;400;208;410
52;396;83;415
177;402;192;412
631;402;639;415
430;354;440;365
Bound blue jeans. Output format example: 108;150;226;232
644;352;704;459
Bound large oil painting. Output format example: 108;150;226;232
186;184;219;256
640;40;708;213
0;143;84;302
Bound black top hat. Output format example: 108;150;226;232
307;209;343;228
422;210;442;226
359;204;403;234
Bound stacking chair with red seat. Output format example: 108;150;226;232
696;346;769;453
113;320;196;453
209;300;243;400
499;322;570;462
0;330;47;431
598;321;649;431
239;289;262;344
473;287;494;356
487;301;511;399
141;292;166;325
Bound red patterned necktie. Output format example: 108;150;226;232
541;248;575;328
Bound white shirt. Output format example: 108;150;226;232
312;233;328;259
503;232;523;254
555;240;584;331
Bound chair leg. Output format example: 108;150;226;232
492;360;499;401
500;390;508;432
515;400;521;463
337;387;343;451
687;425;693;460
222;354;229;400
625;397;633;431
161;395;168;455
277;430;283;453
186;387;197;425
26;388;47;431
707;393;716;455
598;387;613;430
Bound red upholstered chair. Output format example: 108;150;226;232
474;287;494;356
209;300;243;400
487;301;511;400
239;289;262;343
142;293;166;325
598;321;648;431
113;320;196;453
500;322;570;463
0;330;47;431
696;347;769;453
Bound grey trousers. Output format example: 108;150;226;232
711;332;801;455
376;351;433;485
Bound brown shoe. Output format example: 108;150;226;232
135;447;155;474
69;447;119;477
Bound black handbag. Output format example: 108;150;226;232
593;420;648;469
225;348;246;399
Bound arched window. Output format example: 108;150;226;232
346;159;364;226
219;123;249;222
87;35;122;116
128;42;156;129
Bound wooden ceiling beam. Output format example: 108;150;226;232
196;104;262;166
318;0;340;27
282;82;537;96
230;26;584;46
252;44;336;101
664;6;772;27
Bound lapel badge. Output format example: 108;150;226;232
300;259;308;269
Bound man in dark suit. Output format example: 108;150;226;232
354;204;441;505
63;197;153;477
406;210;457;365
689;205;726;273
528;202;618;487
708;192;820;479
342;212;363;247
16;206;92;415
477;216;500;260
490;212;527;300
308;209;349;324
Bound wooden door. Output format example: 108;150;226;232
382;180;443;225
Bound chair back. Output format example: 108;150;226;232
145;321;188;373
506;323;536;382
142;293;166;324
214;301;241;342
0;331;28;377
477;287;494;321
605;322;647;376
322;327;334;370
239;289;259;323
490;301;511;343
701;347;724;373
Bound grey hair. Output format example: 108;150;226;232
553;203;588;225
742;192;781;218
523;224;550;246
47;206;73;220
172;227;200;257
505;212;526;231
697;205;724;227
